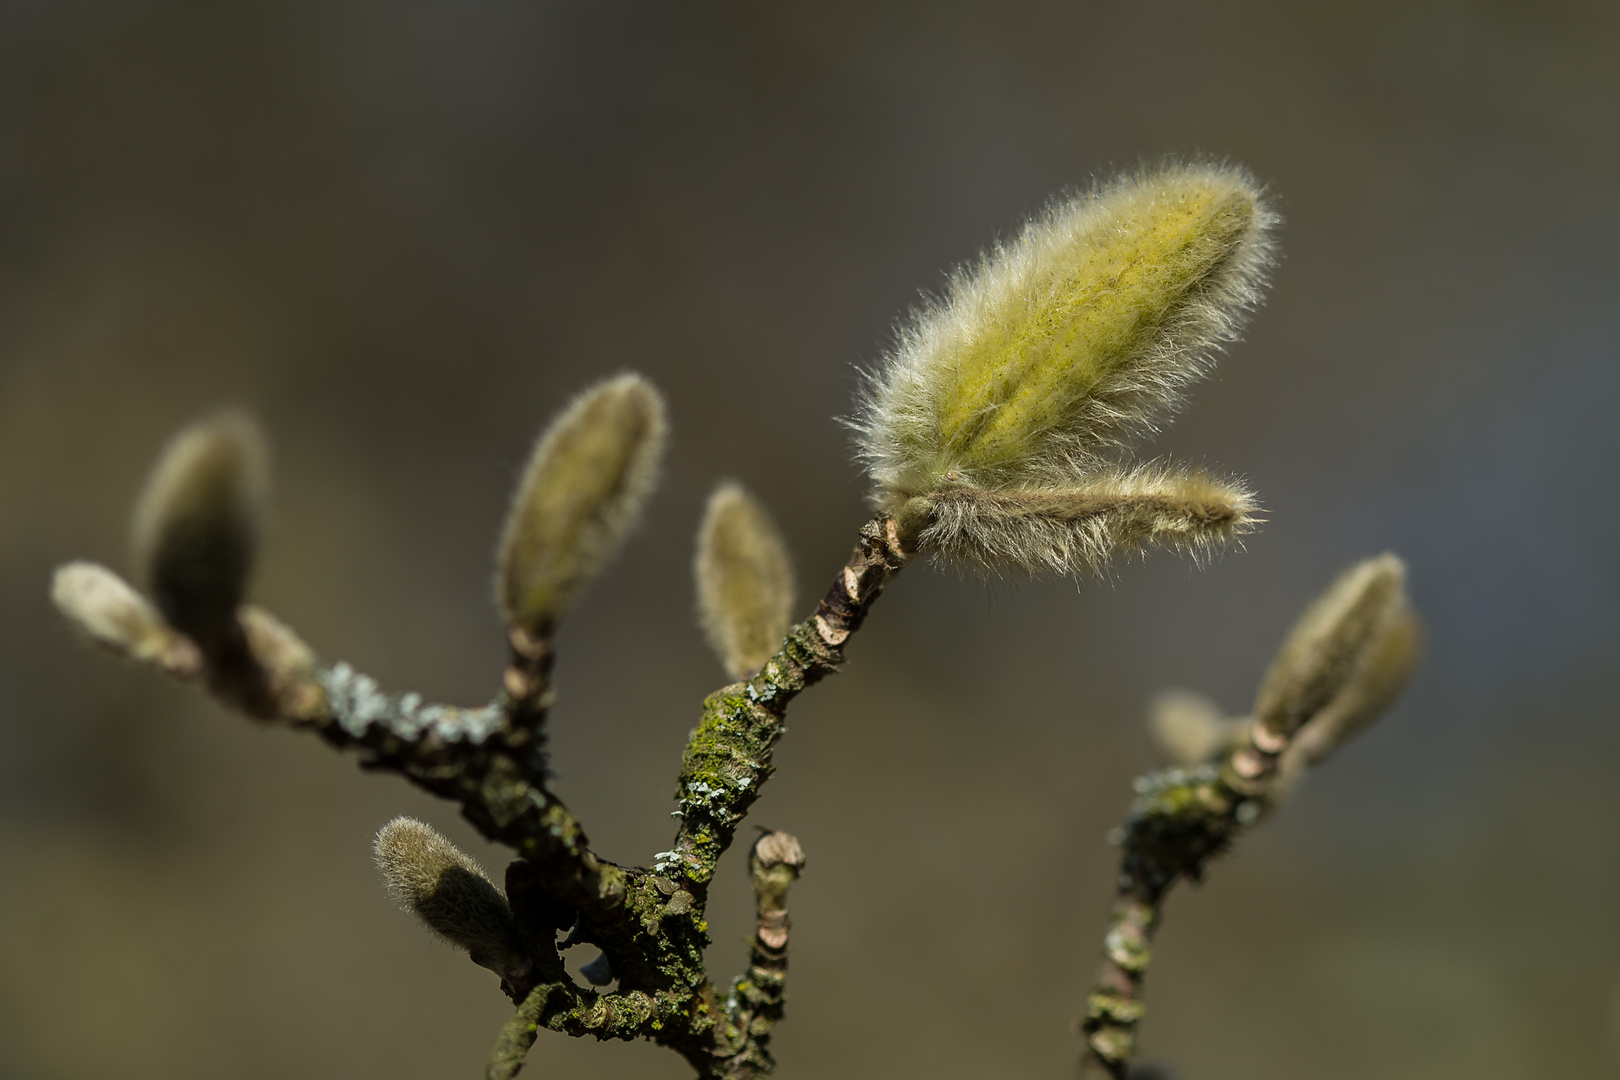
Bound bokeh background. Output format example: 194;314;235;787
3;2;1618;1078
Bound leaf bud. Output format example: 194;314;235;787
495;374;666;635
901;464;1257;580
130;411;267;649
1146;689;1249;766
694;482;796;680
50;561;202;676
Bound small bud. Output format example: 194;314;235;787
1147;689;1248;766
50;561;202;676
694;482;796;680
1253;554;1412;742
130;411;268;648
374;817;531;981
898;465;1257;579
495;374;666;635
857;161;1277;508
1289;601;1421;767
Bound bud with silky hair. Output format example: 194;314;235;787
374;817;532;985
856;161;1277;578
130;411;267;649
694;481;796;680
496;374;666;637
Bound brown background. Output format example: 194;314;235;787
3;2;1618;1077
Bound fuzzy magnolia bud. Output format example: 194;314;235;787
1288;598;1421;767
496;374;666;635
1253;554;1412;743
374;817;531;981
130;411;267;648
854;161;1276;577
898;464;1257;580
50;561;202;676
695;482;796;680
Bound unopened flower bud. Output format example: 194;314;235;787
1253;554;1412;742
858;162;1277;505
695;482;796;680
1289;599;1421;766
855;162;1276;578
130;411;267;648
374;817;531;982
496;374;666;635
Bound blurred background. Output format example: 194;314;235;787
3;1;1618;1078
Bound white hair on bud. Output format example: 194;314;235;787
856;160;1278;508
900;464;1258;580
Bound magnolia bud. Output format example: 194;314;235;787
858;162;1276;505
899;464;1257;580
695;482;796;680
1253;554;1412;742
1289;599;1421;766
374;817;531;982
130;411;267;648
495;374;666;635
854;162;1276;578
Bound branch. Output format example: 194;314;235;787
709;830;806;1080
665;516;909;887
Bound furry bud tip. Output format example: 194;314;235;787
374;817;530;981
1253;554;1415;743
900;464;1258;580
695;482;796;680
50;561;202;676
496;374;666;635
130;411;268;647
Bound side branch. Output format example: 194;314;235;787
1079;713;1342;1076
710;831;806;1080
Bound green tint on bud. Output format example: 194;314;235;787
695;482;796;680
496;374;666;635
1289;600;1421;767
374;817;531;981
130;411;267;648
1253;554;1411;742
858;161;1277;505
50;561;202;676
899;464;1257;579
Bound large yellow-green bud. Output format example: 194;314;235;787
856;162;1277;578
495;374;666;635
